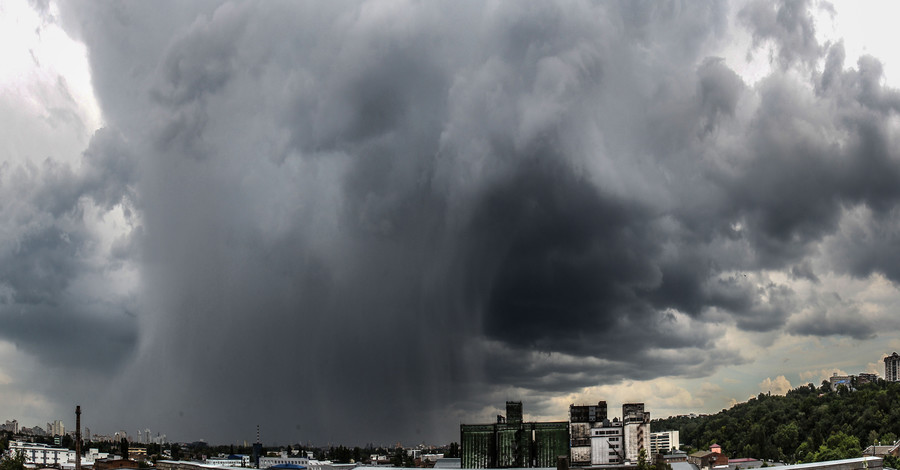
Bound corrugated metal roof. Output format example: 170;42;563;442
433;458;461;468
772;457;881;470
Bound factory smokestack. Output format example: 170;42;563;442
252;425;262;469
75;406;82;470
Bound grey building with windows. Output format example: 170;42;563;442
885;352;900;382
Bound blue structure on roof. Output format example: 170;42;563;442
270;465;306;470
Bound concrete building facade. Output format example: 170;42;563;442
7;440;75;466
569;402;607;466
623;404;650;462
590;420;624;465
650;430;680;455
885;353;900;382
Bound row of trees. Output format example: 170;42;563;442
653;380;900;463
323;442;458;465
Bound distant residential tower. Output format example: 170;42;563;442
886;352;900;382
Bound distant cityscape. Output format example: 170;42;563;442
3;353;900;470
0;420;166;445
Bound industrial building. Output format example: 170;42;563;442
589;420;624;465
460;401;569;468
569;403;649;466
885;353;900;382
569;402;607;466
622;404;650;463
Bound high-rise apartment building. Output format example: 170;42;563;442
886;352;900;382
650;430;680;455
48;420;65;437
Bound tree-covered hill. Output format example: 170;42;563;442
652;380;900;463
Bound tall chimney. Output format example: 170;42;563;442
75;406;82;470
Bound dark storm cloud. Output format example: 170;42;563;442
0;127;138;371
739;0;821;68
790;261;820;283
465;157;659;353
13;0;898;444
825;207;900;283
787;291;877;340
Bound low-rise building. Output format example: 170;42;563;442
689;445;729;470
259;451;334;470
776;457;881;470
660;450;688;464
829;374;853;392
861;441;900;458
857;373;879;385
206;455;251;467
7;440;76;466
95;459;142;470
727;457;765;470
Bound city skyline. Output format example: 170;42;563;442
5;0;900;447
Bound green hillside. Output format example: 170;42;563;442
652;380;900;464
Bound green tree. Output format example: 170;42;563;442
774;423;799;460
0;451;26;470
653;381;900;464
390;448;404;467
804;432;860;463
637;448;650;470
170;444;182;461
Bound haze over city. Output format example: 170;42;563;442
5;0;900;447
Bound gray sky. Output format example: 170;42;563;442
3;0;900;447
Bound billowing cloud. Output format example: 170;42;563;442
759;375;792;395
3;0;900;445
